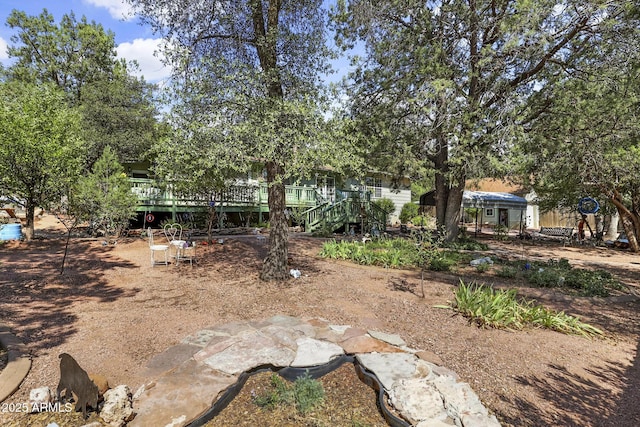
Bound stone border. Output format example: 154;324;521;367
0;324;31;403
130;316;501;426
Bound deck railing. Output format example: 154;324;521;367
130;178;318;209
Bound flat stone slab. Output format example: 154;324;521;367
291;337;344;367
0;326;31;403
132;316;501;427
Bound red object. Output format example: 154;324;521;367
145;214;155;222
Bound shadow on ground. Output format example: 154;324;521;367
0;238;139;352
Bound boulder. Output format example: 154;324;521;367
100;385;134;427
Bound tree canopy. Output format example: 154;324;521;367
128;0;360;280
5;8;160;167
331;0;629;241
0;81;84;240
515;6;640;250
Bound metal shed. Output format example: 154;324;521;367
462;191;528;232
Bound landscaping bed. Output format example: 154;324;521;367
0;216;639;426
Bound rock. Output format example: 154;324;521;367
88;373;110;395
368;330;407;347
291;337;344;367
470;256;493;266
29;386;53;409
100;385;134;427
341;335;406;355
356;353;418;390
388;378;449;424
415;350;444;366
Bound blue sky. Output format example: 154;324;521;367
0;0;354;85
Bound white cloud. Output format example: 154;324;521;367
117;38;170;83
0;37;8;60
84;0;135;21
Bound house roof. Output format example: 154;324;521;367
463;191;527;209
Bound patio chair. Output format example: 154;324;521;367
163;223;186;259
147;227;169;266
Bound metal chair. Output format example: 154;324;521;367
147;227;169;266
163;223;186;260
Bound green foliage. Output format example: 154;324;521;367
411;215;430;226
74;147;138;238
445;237;489;251
475;262;491;273
253;374;291;410
5;9;157;167
496;266;519;279
399;202;419;224
440;281;603;337
0;81;84;239
292;372;325;415
500;258;624;297
131;0;359;280
493;225;509;241
331;1;619;243
372;197;396;216
319;236;478;272
253;372;324;415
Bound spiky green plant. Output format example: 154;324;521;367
437;281;603;337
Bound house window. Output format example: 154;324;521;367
486;208;494;216
365;177;382;198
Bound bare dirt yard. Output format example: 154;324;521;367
1;214;639;426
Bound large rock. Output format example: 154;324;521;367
131;360;236;427
291;337;344;367
100;385;134;427
388;378;449;425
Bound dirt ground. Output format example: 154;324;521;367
1;214;640;426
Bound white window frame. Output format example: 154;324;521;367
365;177;382;198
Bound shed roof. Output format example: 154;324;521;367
463;191;527;209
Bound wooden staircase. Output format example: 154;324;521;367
303;190;387;234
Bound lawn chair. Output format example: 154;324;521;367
147;227;169;266
163;223;186;260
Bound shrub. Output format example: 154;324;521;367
411;215;430;227
253;371;324;415
399;202;419;224
493;224;509;241
372;197;396;215
496;265;519;278
476;262;491;273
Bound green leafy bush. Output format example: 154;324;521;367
399;202;419;224
372;197;396;215
411;215;431;227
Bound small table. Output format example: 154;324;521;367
168;240;186;261
176;242;196;265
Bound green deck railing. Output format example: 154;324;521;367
130;178;319;212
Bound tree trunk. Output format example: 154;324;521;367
24;201;35;241
604;211;620;241
260;161;290;281
432;136;465;243
610;195;639;253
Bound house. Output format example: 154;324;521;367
126;162;411;233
